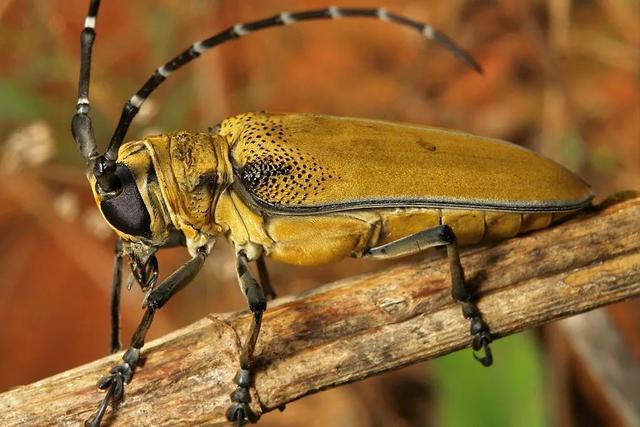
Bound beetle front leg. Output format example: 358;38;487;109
364;224;493;366
86;248;207;427
226;250;267;426
109;238;124;354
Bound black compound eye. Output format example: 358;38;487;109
100;164;151;238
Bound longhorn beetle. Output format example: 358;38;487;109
72;1;593;425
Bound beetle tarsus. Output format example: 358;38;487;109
85;348;139;425
226;361;260;425
463;301;493;366
227;368;258;424
85;370;124;427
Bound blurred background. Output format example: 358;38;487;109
0;0;638;426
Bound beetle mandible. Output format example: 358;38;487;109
72;2;593;426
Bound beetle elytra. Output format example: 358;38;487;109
72;2;593;426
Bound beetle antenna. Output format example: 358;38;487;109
71;0;123;195
71;0;101;167
78;6;482;194
102;6;482;165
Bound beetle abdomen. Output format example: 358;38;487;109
221;112;593;215
262;206;563;266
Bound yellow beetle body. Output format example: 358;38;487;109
97;112;592;267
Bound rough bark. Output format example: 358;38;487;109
1;195;639;426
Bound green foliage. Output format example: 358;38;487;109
433;332;547;427
0;79;48;122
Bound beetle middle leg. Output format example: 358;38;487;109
226;250;268;426
86;247;208;427
363;224;493;366
256;255;276;300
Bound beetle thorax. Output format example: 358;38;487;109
140;132;232;246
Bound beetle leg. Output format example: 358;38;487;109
226;251;267;426
85;248;207;427
256;255;276;300
363;224;493;366
109;238;124;354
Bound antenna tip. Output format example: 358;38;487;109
470;60;484;75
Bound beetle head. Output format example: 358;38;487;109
90;143;172;246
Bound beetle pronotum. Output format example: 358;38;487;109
72;1;593;425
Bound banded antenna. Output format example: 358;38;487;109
72;1;483;196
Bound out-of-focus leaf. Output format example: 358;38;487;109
592;144;619;176
0;79;49;122
560;132;587;172
433;332;546;427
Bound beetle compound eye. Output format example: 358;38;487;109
99;164;151;238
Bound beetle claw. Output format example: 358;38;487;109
85;370;126;427
226;367;258;426
461;301;494;367
472;334;493;367
226;402;257;426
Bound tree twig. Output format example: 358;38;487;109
1;195;639;426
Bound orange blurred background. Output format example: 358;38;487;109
0;1;638;426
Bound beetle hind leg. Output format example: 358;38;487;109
364;224;493;367
227;251;268;426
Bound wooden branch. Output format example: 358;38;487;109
2;195;639;426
